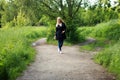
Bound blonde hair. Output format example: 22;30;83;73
57;17;63;23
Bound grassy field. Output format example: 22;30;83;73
78;19;120;80
0;27;47;80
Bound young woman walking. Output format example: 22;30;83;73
55;17;66;54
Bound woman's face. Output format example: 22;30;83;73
57;19;61;23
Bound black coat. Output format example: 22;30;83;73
56;22;66;40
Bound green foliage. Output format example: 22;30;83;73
79;7;118;26
4;11;31;28
80;39;108;51
0;0;42;27
38;15;49;26
79;19;120;80
65;18;78;43
47;20;56;41
1;0;18;26
94;41;120;79
0;27;47;80
3;20;16;28
78;19;120;41
15;11;31;26
47;19;85;44
92;20;120;40
0;0;120;28
77;26;94;38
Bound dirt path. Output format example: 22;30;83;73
17;38;115;80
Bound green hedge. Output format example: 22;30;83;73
0;27;47;80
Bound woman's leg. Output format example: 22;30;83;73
58;39;64;51
58;40;60;51
60;40;64;50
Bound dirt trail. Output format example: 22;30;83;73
17;38;115;80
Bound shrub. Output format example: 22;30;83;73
0;27;47;80
92;20;120;40
38;15;49;26
77;26;94;38
79;19;120;41
47;19;85;44
16;11;31;27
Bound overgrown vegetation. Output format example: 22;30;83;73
1;0;120;80
94;41;120;80
78;19;120;40
78;19;120;80
1;0;120;42
79;38;108;51
0;27;47;80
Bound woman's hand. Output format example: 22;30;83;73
62;31;65;34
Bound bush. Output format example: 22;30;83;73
78;19;120;41
47;26;55;41
4;11;31;28
47;19;85;44
38;15;49;26
47;20;56;42
0;27;47;80
77;26;94;38
65;18;82;43
92;20;120;40
15;11;31;27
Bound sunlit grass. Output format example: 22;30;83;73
0;26;47;80
78;19;120;80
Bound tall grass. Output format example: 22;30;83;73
77;26;94;38
0;27;47;80
78;19;120;80
78;19;120;40
94;41;120;80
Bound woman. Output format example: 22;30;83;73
55;17;66;54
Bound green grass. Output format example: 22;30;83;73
94;41;120;80
0;26;47;80
78;19;120;40
78;19;120;80
80;38;115;51
77;26;94;38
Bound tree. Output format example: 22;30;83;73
39;0;83;42
13;0;42;25
0;0;5;27
39;0;82;19
1;0;43;27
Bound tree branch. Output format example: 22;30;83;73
40;1;52;10
73;0;82;16
66;0;73;18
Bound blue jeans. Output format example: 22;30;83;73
58;40;64;51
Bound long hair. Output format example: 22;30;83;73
56;17;65;27
57;17;63;23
